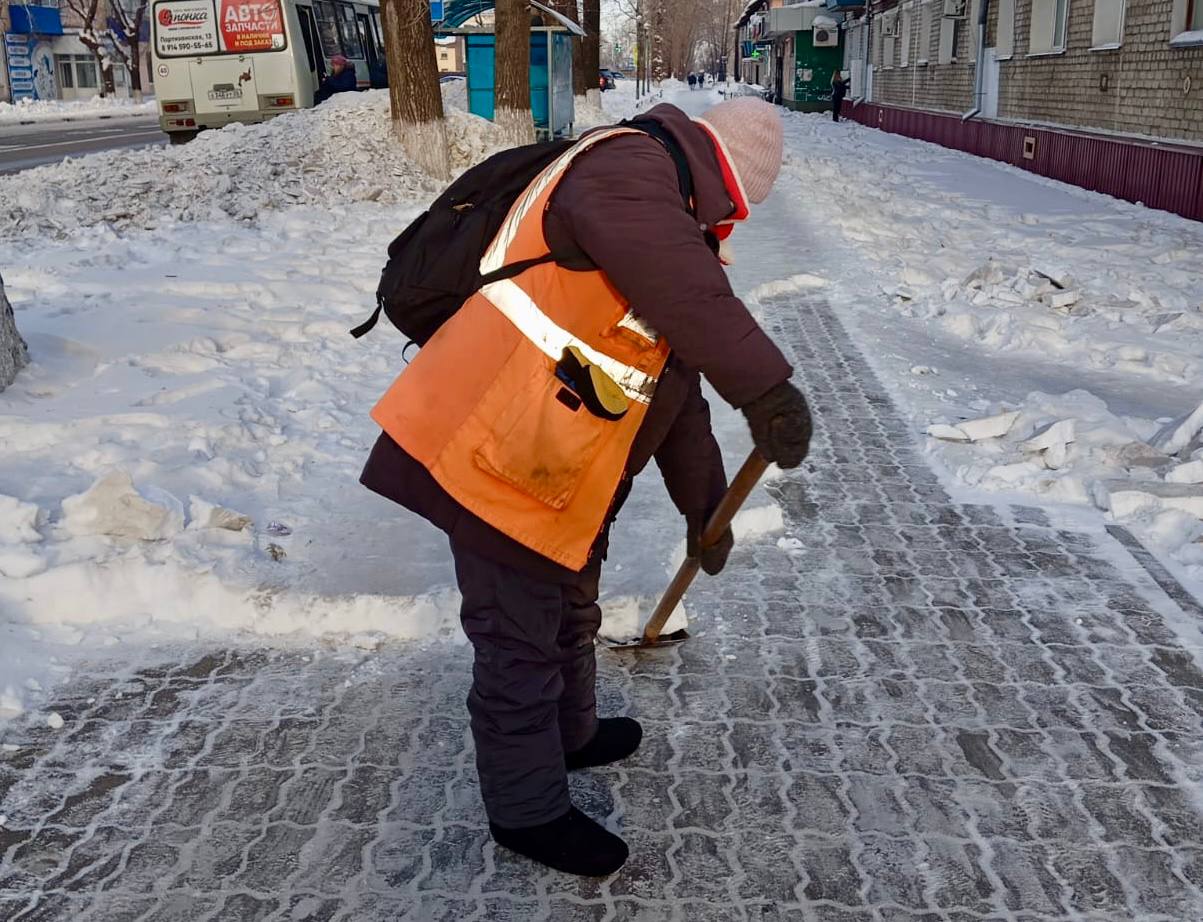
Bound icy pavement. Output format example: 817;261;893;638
4;291;1203;921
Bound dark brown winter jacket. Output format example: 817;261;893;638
360;103;793;582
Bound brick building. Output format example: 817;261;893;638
851;0;1203;141
838;0;1203;218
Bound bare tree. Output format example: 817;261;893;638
494;0;535;144
108;0;149;101
382;0;450;179
63;0;117;96
0;273;28;393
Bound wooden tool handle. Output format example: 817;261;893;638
641;450;771;645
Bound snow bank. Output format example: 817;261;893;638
779;113;1203;388
0;87;506;242
0;95;157;126
772;108;1203;600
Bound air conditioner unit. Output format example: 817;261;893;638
943;0;967;18
814;26;839;46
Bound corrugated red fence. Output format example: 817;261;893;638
843;101;1203;222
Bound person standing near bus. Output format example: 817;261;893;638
315;54;357;104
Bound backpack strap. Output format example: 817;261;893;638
350;301;385;339
353;124;696;342
621;118;696;216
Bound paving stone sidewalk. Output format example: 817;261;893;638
3;294;1203;921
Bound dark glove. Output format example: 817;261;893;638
740;381;812;469
686;512;735;576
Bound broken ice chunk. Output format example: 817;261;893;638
1151;402;1203;456
1097;480;1203;519
61;471;184;542
927;424;973;442
1166;460;1203;485
188;497;253;532
928;411;1020;443
1021;419;1076;453
1106;441;1172;471
1043;290;1081;311
1043;441;1071;470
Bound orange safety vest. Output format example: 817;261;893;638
371;127;672;571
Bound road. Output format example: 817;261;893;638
0;115;166;173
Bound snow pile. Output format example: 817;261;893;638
925;391;1203;587
0;87;506;241
781;113;1203;387
0;94;157;126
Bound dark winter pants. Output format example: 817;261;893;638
451;538;602;829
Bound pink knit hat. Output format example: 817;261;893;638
697;98;784;204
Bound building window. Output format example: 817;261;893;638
56;54;98;89
900;5;913;65
56;56;74;88
1171;0;1203;41
938;17;957;62
882;12;897;66
918;1;934;62
77;57;98;88
996;0;1015;56
1091;0;1125;45
1029;0;1070;53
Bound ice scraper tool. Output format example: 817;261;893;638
608;450;770;650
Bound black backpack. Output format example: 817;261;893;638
350;119;694;345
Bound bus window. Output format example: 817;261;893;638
370;10;383;48
297;4;321;74
337;2;364;58
313;0;342;57
357;13;377;66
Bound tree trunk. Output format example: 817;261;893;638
0;274;28;393
382;0;450;179
582;0;601;108
128;13;145;101
494;0;535;145
100;57;116;97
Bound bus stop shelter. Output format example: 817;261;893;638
436;0;583;139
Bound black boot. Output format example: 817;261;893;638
490;807;629;876
565;717;643;771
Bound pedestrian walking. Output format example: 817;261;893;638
361;98;812;877
831;68;848;121
688;72;698;90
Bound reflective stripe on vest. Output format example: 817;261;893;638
479;127;659;404
478;278;657;404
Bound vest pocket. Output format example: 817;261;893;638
474;369;612;510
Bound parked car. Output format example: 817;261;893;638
601;69;624;82
599;71;616;91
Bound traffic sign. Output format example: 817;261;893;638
431;0;444;22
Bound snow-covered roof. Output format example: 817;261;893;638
735;0;768;28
